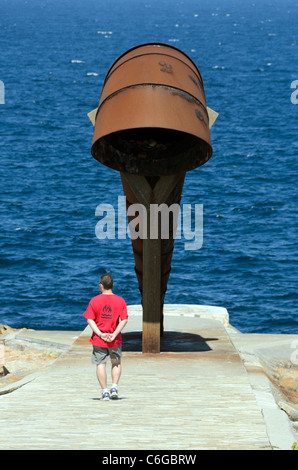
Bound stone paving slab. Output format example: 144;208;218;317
0;305;296;450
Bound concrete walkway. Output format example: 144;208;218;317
0;305;297;450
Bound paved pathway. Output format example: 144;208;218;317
0;306;295;450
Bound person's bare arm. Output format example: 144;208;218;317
87;318;109;341
106;318;128;343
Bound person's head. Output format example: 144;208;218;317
99;274;113;291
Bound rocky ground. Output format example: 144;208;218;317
0;324;62;392
265;363;298;438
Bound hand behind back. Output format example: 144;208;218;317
101;332;116;342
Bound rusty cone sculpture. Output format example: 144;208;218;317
89;43;217;353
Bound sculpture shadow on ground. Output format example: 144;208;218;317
122;331;218;353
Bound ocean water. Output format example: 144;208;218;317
0;0;297;333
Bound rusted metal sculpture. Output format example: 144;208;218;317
89;43;217;353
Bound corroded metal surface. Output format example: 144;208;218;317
103;43;204;83
91;42;212;176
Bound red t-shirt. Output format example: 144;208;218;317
83;294;128;347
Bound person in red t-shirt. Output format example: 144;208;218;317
83;274;128;401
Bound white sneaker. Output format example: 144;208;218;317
110;387;118;399
102;391;110;401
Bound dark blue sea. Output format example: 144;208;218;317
0;0;297;333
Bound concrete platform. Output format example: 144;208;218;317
0;305;297;450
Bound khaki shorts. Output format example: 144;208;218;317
92;345;122;365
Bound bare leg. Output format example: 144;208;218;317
111;359;122;385
96;363;107;389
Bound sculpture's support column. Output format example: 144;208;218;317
122;173;183;353
143;234;161;353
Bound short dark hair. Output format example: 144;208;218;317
100;274;113;290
